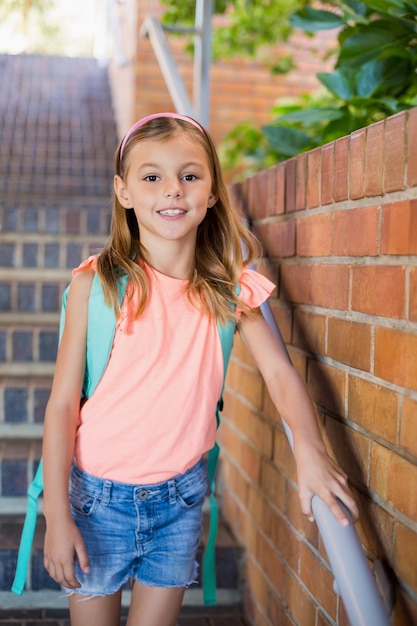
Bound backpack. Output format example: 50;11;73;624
12;272;238;606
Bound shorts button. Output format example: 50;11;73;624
139;490;148;500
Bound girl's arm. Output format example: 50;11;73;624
239;309;359;526
42;269;94;588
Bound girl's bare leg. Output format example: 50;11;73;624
68;589;122;626
126;581;185;626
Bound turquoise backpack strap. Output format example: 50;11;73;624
11;285;71;595
11;460;44;595
203;307;238;606
12;273;128;595
83;273;128;398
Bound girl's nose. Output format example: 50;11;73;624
164;179;182;197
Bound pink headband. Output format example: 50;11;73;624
119;112;205;160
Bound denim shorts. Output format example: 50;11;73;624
66;458;208;596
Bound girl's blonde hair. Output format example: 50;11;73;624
97;114;259;324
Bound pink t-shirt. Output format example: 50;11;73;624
72;257;275;484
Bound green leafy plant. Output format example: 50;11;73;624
222;0;417;175
220;92;345;174
161;0;303;62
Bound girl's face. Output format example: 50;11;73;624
114;133;217;251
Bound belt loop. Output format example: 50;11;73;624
168;479;176;505
101;479;112;505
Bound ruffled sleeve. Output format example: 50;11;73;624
237;267;276;317
72;255;98;276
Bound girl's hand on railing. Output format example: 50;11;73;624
294;441;359;526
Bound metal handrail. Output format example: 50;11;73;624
259;297;392;626
139;0;212;127
140;16;194;117
192;0;212;129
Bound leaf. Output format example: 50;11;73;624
338;23;360;47
317;69;356;100
277;107;346;125
404;0;417;12
355;58;392;97
320;110;355;143
370;58;414;96
261;125;312;157
339;1;369;24
363;0;407;13
348;95;382;108
346;95;408;115
379;45;415;62
290;7;345;32
338;19;412;66
377;97;405;113
341;0;368;16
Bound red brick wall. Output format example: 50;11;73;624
221;109;417;625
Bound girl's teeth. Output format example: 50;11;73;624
160;209;183;215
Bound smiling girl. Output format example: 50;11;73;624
42;112;357;626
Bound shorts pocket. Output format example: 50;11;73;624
176;468;208;509
70;487;98;516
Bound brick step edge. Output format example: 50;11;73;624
0;588;242;612
0;312;60;325
0;363;55;377
0;423;43;441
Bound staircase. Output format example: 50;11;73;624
0;54;243;610
0;52;116;593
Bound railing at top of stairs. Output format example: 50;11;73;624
112;1;394;623
139;0;212;128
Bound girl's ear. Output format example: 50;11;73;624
114;175;131;208
207;191;218;208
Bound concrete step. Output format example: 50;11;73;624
0;424;43;441
0;200;111;237
0;312;60;324
0;238;107;273
0;596;248;624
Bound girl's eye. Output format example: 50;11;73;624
144;175;159;182
183;174;197;181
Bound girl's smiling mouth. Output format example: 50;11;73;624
158;208;187;217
